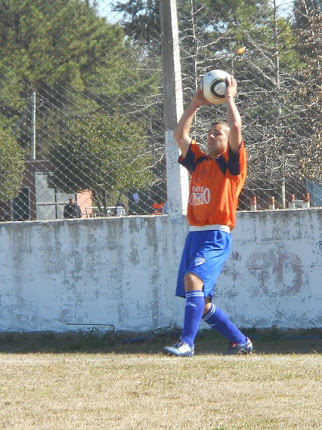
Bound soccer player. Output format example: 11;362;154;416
164;75;253;356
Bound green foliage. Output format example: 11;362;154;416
0;0;161;157
48;113;156;208
0;127;25;201
0;0;124;92
0;1;126;120
0;0;128;151
0;0;159;110
113;0;161;49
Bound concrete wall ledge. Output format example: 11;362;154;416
0;209;321;332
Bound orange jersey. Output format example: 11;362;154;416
179;140;247;230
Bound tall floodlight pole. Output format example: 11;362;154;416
160;0;189;219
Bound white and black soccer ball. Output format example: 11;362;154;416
200;69;231;104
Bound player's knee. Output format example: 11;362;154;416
203;298;212;316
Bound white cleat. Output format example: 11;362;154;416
163;340;194;357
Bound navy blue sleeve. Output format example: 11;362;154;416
227;145;241;175
179;144;207;174
178;145;196;174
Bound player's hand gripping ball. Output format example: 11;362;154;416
200;69;231;104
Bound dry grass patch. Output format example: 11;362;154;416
0;353;321;429
0;329;321;429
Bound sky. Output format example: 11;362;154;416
96;0;295;23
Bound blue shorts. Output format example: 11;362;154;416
176;230;232;299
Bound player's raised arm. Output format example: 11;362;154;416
174;87;210;158
225;75;242;153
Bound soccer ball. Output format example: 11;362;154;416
200;69;231;104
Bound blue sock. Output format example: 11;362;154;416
202;304;247;344
181;291;204;347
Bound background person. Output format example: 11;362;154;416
64;196;82;219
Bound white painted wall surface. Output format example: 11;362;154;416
0;209;321;332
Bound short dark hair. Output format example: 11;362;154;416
209;121;230;135
211;120;229;128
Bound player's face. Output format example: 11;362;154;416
207;124;229;158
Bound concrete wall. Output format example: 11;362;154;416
0;209;321;332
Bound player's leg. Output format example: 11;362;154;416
180;272;205;347
164;232;204;357
195;231;253;354
163;272;204;357
202;300;247;344
202;298;253;354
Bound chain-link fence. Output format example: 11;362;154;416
0;0;321;222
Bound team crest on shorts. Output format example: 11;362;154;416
194;256;206;266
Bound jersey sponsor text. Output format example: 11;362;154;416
189;186;211;206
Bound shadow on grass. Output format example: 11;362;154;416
0;328;321;355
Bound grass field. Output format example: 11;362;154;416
0;329;321;430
